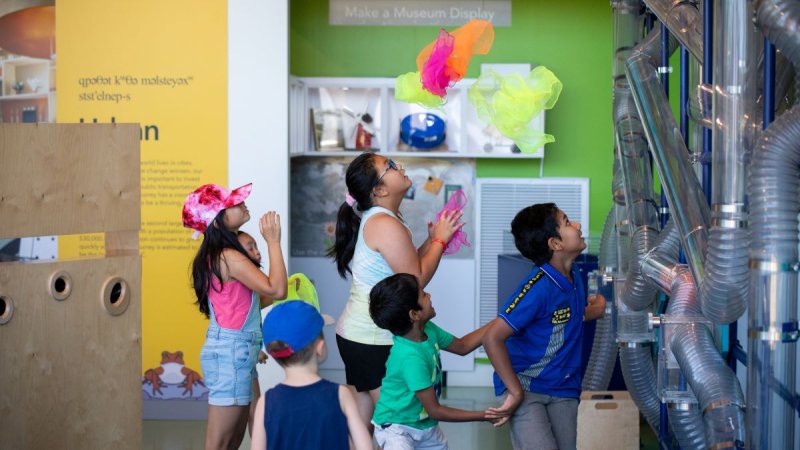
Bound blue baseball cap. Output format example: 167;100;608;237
262;300;325;358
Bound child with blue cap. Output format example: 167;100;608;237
249;300;372;450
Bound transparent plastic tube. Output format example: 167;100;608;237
625;52;711;288
640;255;746;448
597;208;618;272
667;407;706;450
699;0;760;324
582;272;617;391
615;26;673;312
643;0;704;62
619;343;661;434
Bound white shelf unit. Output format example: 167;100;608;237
0;56;55;123
289;76;545;159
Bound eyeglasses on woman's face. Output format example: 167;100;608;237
376;159;399;184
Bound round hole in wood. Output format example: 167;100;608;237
110;282;123;304
101;277;130;316
49;271;73;301
0;296;13;325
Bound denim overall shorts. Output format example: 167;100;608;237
200;292;262;406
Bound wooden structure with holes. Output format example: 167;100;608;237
0;124;141;448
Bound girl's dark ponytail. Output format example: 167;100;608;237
328;202;361;277
327;152;380;278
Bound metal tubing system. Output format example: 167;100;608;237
747;1;800;448
625;52;711;295
699;0;760;326
643;0;704;62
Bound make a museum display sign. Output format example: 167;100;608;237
329;0;512;27
291;157;475;259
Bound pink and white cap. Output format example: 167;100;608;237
182;183;253;238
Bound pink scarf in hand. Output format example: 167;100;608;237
436;188;470;255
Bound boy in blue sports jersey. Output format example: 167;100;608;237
484;203;606;450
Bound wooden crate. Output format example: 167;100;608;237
577;391;639;450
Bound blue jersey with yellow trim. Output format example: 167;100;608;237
493;263;586;398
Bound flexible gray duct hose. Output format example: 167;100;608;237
582;311;617;391
598;208;618;271
671;327;746;448
619;344;661;434
747;3;800;447
756;0;800;65
582;209;618;391
621;225;659;310
667;407;706;450
699;226;750;323
749;120;800;257
653;219;681;262
666;268;746;449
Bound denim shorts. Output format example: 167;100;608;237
200;325;261;406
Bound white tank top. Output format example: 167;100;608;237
336;206;410;345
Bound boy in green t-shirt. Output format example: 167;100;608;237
368;273;507;449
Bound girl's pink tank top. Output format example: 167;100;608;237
209;278;253;330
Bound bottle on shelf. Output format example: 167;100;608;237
355;113;375;150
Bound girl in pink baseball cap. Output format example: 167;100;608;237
182;182;288;449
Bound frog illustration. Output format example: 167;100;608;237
142;351;204;397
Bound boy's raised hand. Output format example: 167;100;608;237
585;293;607;321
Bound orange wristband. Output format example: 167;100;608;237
431;238;447;250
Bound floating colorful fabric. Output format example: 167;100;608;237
467;66;563;153
395;71;446;109
395;19;494;107
420;29;456;97
417;19;495;86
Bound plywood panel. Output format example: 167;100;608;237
0;123;140;239
0;256;142;449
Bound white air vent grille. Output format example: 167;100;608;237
475;178;589;335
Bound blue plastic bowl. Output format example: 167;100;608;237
400;113;446;149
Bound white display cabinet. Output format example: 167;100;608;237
289;76;545;159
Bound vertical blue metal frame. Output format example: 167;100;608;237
659;23;671;228
764;39;776;126
679;45;689;273
702;0;713;205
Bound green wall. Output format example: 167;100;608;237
290;0;616;240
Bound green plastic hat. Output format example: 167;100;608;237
274;273;334;325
